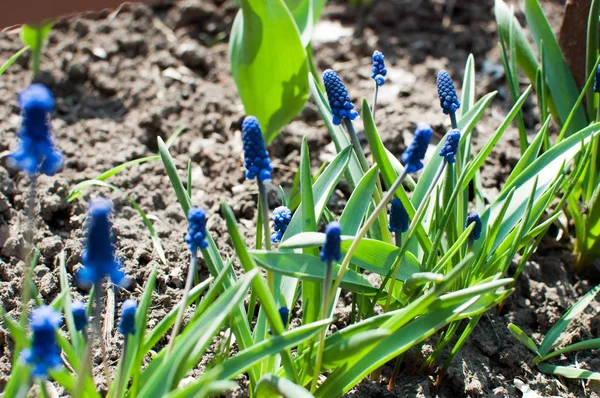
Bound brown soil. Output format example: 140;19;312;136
0;0;599;397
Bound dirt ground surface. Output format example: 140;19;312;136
1;0;599;397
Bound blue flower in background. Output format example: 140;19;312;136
185;206;209;252
320;221;342;263
78;199;127;287
72;300;88;332
242;116;273;182
388;198;409;233
21;306;63;378
439;129;461;164
594;65;600;93
323;69;358;125
8;84;63;176
268;306;290;335
436;70;461;115
271;206;292;243
401;124;433;173
466;212;482;243
118;299;137;336
371;51;387;86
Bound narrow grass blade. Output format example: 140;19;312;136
0;46;28;76
537;363;600;380
508;323;540;356
254;374;315;398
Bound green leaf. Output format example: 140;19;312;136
460;54;476;116
321;329;390;368
158;136;192;214
538;284;600;356
586;0;600;120
20;23;52;50
282;146;352;240
507;323;540;356
285;0;314;48
0;46;28;76
339;166;379;235
251;251;376;294
524;0;587;132
537;363;600;380
230;0;309;143
255;374;315;398
542;338;600;361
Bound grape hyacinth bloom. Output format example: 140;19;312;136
594;65;600;93
78;199;126;287
72;300;88;332
271;206;292;243
371;51;387;86
21;306;62;378
242;116;273;182
436;70;461;116
323;69;358;125
439;129;461;164
466;212;482;243
388;198;409;234
401;124;433;173
8;84;63;176
185;206;209;252
268;306;290;335
118;299;137;336
320;221;342;263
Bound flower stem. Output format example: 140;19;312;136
258;180;274;292
371;84;379;121
114;336;129;398
450;112;458;129
310;259;333;393
167;252;197;357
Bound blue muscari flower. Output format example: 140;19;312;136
371;51;387;86
439;129;461;164
320;221;342;263
242;116;273;182
323;69;358;125
78;199;127;287
466;212;482;243
594;65;600;93
388;198;409;233
118;299;137;336
8;84;63;176
271;206;292;243
21;306;63;378
268;306;290;335
401;124;433;173
72;300;88;332
436;70;461;115
185;206;209;252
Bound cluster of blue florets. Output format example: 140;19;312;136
439;129;461;164
8;84;63;176
185;206;209;252
72;301;88;332
321;221;342;263
371;51;387;86
323;69;359;125
466;212;482;243
118;299;138;336
271;206;292;243
436;70;461;115
594;65;600;93
242;116;273;182
389;198;409;233
21;306;63;378
401;124;433;173
78;199;127;287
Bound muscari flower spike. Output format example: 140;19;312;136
439;129;461;164
268;306;290;335
594;65;600;93
78;199;127;287
323;69;359;126
271;206;292;243
401;124;433;174
389;198;409;233
185;206;209;252
72;300;88;332
371;51;387;86
8;84;63;176
118;299;137;336
466;212;482;243
21;305;63;378
320;221;342;263
436;70;461;115
242;116;273;182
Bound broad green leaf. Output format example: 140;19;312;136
537;363;600;380
339;166;379;235
21;23;52;50
230;0;309;143
255;374;315;398
322;329;390;368
282;146;352;240
538;284;600;356
586;0;600;119
251;251;376;294
524;0;587;132
285;0;314;47
508;323;540;356
0;46;28;76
